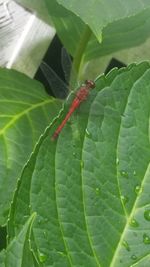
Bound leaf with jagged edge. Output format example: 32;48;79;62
8;62;150;266
57;0;150;42
85;7;150;61
0;68;61;225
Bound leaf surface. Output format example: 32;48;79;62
8;62;150;266
57;0;150;42
5;213;37;267
45;0;150;66
0;68;61;225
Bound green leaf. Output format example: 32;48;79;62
0;250;5;267
8;62;150;266
45;0;150;69
5;213;37;267
45;0;85;56
85;7;150;61
0;68;61;225
57;0;150;42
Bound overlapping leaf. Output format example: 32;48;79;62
44;0;150;65
57;0;150;42
7;62;150;266
5;213;36;267
85;7;150;61
0;68;61;225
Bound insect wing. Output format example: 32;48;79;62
40;61;68;99
61;47;72;86
61;47;78;91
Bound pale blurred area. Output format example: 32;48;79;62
0;0;55;77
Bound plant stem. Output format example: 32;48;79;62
70;25;92;89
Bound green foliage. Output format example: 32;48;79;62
5;213;36;267
0;68;61;225
45;0;150;62
1;1;150;266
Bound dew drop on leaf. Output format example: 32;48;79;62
143;233;150;244
85;128;92;138
58;251;66;257
120;170;129;178
131;254;137;260
130;218;139;227
95;187;101;195
135;185;142;195
43;231;47;237
80;160;84;168
38;251;47;263
133;170;137;176
144;210;150;221
23;215;29;220
116;158;119;165
38;218;42;225
133;232;137;237
122;240;130;251
121;195;128;205
121;114;126;119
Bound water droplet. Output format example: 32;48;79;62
130;218;139;227
38;251;47;263
80;160;84;168
131;254;137;260
120;170;128;178
38;218;42;225
133;232;137;237
133;170;137;176
143;233;150;244
95;187;101;195
121;195;129;205
43;231;47;237
121;114;126;118
58;251;66;257
135;185;142;195
144;210;150;221
23;215;29;219
122;240;130;251
73;152;76;157
85;128;92;138
116;158;119;165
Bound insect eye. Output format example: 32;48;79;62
85;80;95;89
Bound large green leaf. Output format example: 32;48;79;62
0;68;61;225
45;0;150;68
8;62;150;266
57;0;150;42
45;0;85;55
85;7;150;61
